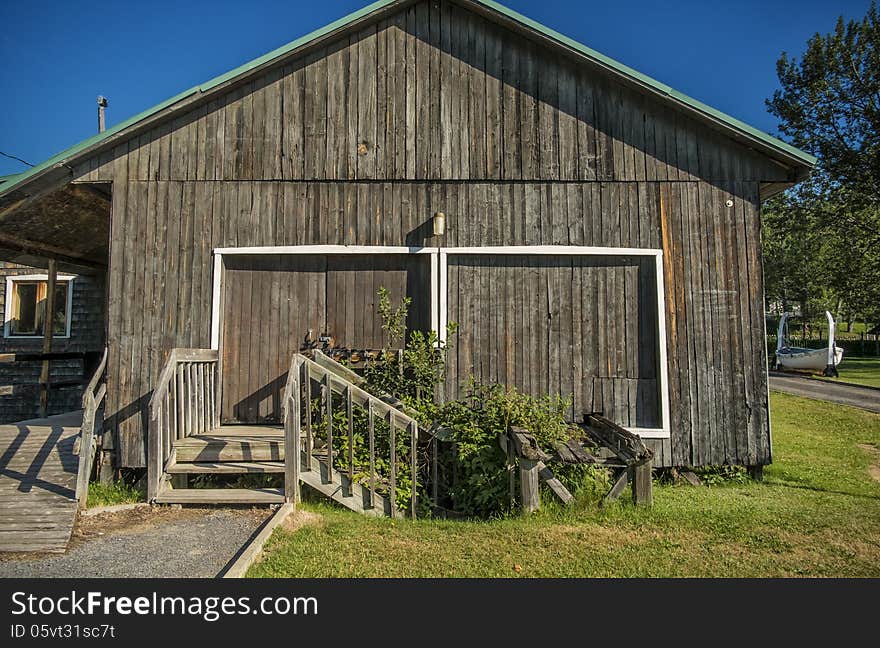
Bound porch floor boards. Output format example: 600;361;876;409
0;411;82;553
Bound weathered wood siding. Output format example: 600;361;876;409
81;0;779;468
447;254;660;428
220;253;430;423
74;0;789;186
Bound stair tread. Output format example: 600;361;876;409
173;434;283;447
166;461;285;474
155;487;284;504
217;424;283;434
299;455;397;518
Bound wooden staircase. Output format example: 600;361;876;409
147;349;417;517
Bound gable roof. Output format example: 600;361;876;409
0;0;814;199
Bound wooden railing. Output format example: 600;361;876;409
74;347;108;507
282;355;302;505
283;353;420;518
0;350;106;394
311;349;450;513
147;349;219;502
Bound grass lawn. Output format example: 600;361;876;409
829;357;880;389
249;392;880;578
85;480;143;508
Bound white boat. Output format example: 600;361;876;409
775;311;844;376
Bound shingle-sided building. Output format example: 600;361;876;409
0;0;814;478
0;261;104;422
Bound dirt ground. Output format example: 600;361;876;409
0;505;272;578
857;443;880;483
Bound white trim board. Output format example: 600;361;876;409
209;246;439;350
214;245;436;256
438;246;669;438
439;246;663;257
3;274;76;339
209;245;670;439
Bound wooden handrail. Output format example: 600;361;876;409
0;351;99;363
81;348;108;409
312;349;452;440
148;348;219;503
283;353;420;517
75;347;108;507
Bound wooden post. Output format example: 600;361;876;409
285;390;301;506
409;419;417;518
431;437;439;511
367;400;375;508
39;259;57;418
747;465;764;482
506;434;515;511
302;362;312;470
323;373;332;483
147;401;161;502
519;458;540;513
346;386;353;496
389;413;397;518
631;460;653;506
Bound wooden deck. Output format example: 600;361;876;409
0;411;82;553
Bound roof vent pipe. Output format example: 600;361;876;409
97;96;108;133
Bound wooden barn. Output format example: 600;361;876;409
0;0;814;506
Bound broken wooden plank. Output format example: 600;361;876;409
554;441;578;464
680;470;702;487
509;426;551;461
537;461;573;504
566;439;595;463
581;413;653;465
602;469;630;507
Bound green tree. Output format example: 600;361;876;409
764;1;880;326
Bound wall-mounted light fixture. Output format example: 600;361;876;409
433;211;446;237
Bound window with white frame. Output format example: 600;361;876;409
4;275;75;338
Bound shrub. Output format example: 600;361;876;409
341;287;608;519
433;381;606;518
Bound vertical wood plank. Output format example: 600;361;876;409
324;372;333;482
346;386;354;493
368;400;376;507
389;412;397;517
409;419;418;518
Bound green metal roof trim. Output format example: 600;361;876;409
0;172;25;185
0;0;399;197
0;0;814;198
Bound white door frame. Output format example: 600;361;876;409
210;244;670;438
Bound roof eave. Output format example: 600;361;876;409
0;0;411;201
0;0;815;203
462;0;816;172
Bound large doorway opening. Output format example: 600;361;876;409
218;250;430;424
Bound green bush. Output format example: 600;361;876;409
432;381;607;518
696;465;750;487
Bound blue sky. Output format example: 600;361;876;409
0;0;871;176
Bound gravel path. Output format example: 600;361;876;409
769;372;880;413
0;506;271;578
